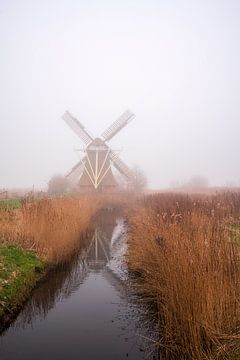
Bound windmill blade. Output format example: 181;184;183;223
66;157;86;184
101;110;135;142
62;111;93;145
110;151;133;180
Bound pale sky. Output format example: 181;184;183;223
0;0;240;189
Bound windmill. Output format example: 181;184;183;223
62;109;135;192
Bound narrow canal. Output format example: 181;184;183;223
0;212;156;360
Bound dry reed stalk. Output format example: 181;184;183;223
127;192;240;359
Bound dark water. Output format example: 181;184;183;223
0;213;156;360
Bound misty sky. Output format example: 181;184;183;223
0;0;240;189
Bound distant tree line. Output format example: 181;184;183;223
47;166;148;195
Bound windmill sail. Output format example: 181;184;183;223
110;151;133;180
101;110;135;142
62;111;93;145
66;157;86;184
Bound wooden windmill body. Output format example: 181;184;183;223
62;110;135;192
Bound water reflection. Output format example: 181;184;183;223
85;228;110;270
0;213;154;360
11;258;89;329
11;216;122;329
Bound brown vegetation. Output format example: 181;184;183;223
127;192;240;359
0;193;135;265
0;196;100;264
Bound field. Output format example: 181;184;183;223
0;195;102;265
0;193;134;264
127;191;240;360
1;191;240;359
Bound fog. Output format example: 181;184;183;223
1;0;240;190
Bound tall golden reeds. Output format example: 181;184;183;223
0;192;134;265
0;195;100;264
127;192;240;359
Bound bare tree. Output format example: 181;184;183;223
183;176;209;191
129;166;147;193
48;174;70;195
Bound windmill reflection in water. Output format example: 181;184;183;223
84;227;111;271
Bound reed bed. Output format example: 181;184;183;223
127;192;240;359
0;196;100;264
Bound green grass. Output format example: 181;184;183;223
0;199;21;211
231;224;240;244
0;244;45;326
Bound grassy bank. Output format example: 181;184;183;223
0;243;44;330
127;192;240;360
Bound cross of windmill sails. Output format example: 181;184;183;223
62;109;135;192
